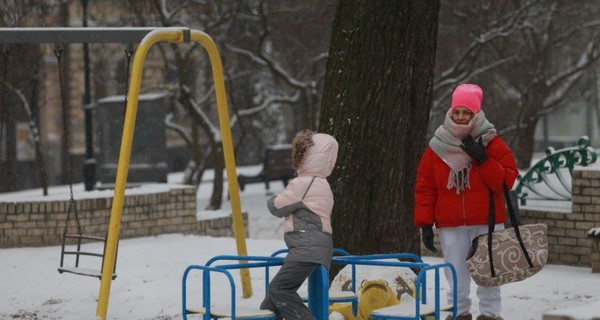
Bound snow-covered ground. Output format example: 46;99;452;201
1;167;600;319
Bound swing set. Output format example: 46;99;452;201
0;27;250;320
55;42;135;280
53;43;131;280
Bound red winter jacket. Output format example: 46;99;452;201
414;136;518;228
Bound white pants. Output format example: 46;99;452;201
438;225;503;317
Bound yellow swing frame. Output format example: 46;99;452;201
95;28;251;319
0;26;250;320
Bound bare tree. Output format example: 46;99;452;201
122;0;235;209
495;2;600;167
434;0;600;168
124;0;335;209
224;0;333;132
0;0;57;193
0;77;48;195
319;0;440;257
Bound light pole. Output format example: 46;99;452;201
82;0;96;190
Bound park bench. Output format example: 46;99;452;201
237;144;295;191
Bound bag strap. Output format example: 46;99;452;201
486;183;534;278
503;184;520;228
503;184;534;269
487;192;496;277
489;184;520;232
301;177;316;200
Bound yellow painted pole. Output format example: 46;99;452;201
96;28;253;319
96;28;186;320
191;30;252;298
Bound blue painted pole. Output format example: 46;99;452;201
307;266;329;320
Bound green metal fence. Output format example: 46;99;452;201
516;136;597;205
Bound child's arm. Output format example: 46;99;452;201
266;178;306;218
266;197;304;218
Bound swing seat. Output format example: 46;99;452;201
58;233;117;280
53;43;118;281
57;266;116;279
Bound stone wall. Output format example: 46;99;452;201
0;185;247;248
422;167;600;268
519;167;600;267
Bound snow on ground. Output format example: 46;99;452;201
1;167;600;319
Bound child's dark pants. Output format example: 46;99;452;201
260;261;320;320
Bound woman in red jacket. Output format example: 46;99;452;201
414;84;518;320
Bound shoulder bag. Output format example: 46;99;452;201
466;184;548;287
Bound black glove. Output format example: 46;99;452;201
421;225;437;253
460;136;488;165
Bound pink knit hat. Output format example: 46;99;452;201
451;84;483;114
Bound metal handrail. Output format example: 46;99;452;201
182;256;284;320
516;136;597;205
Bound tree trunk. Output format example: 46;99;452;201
207;144;224;210
319;0;440;257
512;121;537;169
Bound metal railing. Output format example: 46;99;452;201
516;136;597;205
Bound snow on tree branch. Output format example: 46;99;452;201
0;77;43;145
258;49;308;89
159;0;190;22
437;0;535;84
179;85;221;142
224;43;268;67
543;41;600;109
433;55;517;109
236;91;300;116
0;77;31;119
225;42;309;90
164;112;193;146
313;52;329;65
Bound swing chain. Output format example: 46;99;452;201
122;45;134;116
124;45;134;61
54;44;83;236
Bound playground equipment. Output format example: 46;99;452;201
0;27;251;320
268;248;359;318
183;255;285;320
334;256;457;320
57;162;117;280
53;44;119;280
182;252;458;320
330;253;425;319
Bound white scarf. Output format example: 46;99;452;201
429;111;497;193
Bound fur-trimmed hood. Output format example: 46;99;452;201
296;133;338;178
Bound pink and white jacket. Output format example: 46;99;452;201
267;133;338;268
